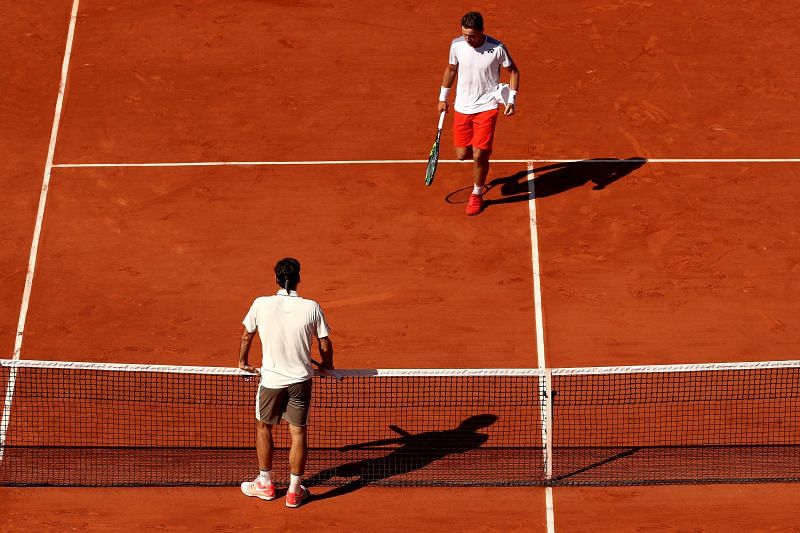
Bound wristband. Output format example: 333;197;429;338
508;90;517;105
439;87;450;102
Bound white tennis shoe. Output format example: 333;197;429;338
241;477;276;501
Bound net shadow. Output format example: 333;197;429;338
551;445;800;485
305;414;498;500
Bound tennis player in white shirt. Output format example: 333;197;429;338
238;257;333;508
437;11;520;215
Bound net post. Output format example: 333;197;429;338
539;368;554;483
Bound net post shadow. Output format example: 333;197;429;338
304;414;498;501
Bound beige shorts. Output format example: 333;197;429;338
256;380;312;426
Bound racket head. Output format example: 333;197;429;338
425;141;440;186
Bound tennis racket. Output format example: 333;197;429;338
425;111;446;186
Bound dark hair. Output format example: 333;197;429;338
461;11;484;31
275;257;301;292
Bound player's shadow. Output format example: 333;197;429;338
305;414;497;501
446;157;647;208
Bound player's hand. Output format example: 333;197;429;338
317;358;335;371
238;362;258;374
504;103;515;116
437;101;448;114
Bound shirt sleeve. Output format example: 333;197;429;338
242;300;258;333
498;44;513;68
315;305;331;338
448;41;458;66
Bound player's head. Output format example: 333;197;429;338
275;257;301;292
461;11;485;47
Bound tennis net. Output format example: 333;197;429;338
0;359;798;487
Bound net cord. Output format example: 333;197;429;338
0;359;543;377
550;359;800;375
1;358;798;376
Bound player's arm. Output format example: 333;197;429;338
438;63;458;114
506;61;519;91
340;435;403;452
238;325;258;373
318;336;334;370
503;58;519;116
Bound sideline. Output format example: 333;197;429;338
0;0;82;463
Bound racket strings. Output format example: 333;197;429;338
425;138;440;186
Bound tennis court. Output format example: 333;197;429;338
2;0;799;531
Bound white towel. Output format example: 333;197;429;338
494;83;511;106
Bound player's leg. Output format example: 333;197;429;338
288;424;307;479
241;386;283;500
472;147;492;190
465;109;500;216
466;147;489;216
472;109;499;182
453;111;474;161
285;379;312;507
455;145;473;160
256;420;274;472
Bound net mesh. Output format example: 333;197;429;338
1;359;799;487
0;362;541;487
550;364;800;484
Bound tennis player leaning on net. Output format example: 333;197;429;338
438;11;520;216
238;257;333;509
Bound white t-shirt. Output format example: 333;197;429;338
242;289;330;388
448;35;513;114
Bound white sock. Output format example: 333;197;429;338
259;469;272;485
289;473;303;493
472;185;484;196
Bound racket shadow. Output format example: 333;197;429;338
445;157;647;208
304;414;498;501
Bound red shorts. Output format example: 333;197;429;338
453;109;499;151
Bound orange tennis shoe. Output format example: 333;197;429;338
285;485;310;508
466;193;484;216
240;477;276;501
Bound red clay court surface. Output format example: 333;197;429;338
2;0;799;531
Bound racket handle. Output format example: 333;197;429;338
437;110;445;130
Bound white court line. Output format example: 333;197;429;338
0;0;81;464
527;162;547;371
527;161;556;533
52;158;800;168
545;486;556;533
